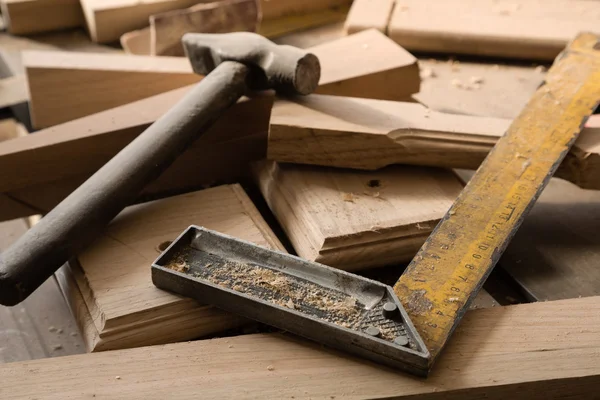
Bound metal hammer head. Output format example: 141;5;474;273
182;32;321;95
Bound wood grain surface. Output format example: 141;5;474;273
1;296;599;399
254;161;463;270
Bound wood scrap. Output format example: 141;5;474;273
23;50;200;128
257;4;349;39
0;119;27;142
59;184;284;351
344;0;395;35
149;0;260;57
0;87;273;222
0;0;84;35
253;161;463;270
387;0;600;60
268;95;600;190
120;27;151;55
310;29;420;100
2;296;600;398
0;75;28;109
80;0;202;43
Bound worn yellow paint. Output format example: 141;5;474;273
395;33;600;368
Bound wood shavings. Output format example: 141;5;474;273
48;326;57;333
535;65;547;73
451;79;464;89
470;76;484;84
448;59;460;72
52;344;62;351
267;365;275;371
420;67;436;79
343;192;357;203
165;254;189;273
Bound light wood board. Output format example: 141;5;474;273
149;0;259;57
2;296;600;399
23;50;201;128
343;0;600;60
311;29;419;100
0;88;273;222
59;184;285;351
253;161;463;270
268;94;600;189
0;0;84;35
80;0;203;43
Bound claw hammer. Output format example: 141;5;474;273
0;32;321;306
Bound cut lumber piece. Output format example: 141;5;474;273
0;75;28;109
311;29;420;100
259;0;351;20
0;87;274;222
80;0;203;43
61;184;284;351
388;0;600;60
23;50;201;128
2;296;600;399
149;0;260;57
120;27;151;55
0;0;84;35
253;161;462;270
268;95;600;190
344;0;395;35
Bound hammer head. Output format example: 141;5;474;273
182;32;320;95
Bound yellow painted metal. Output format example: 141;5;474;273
395;33;600;368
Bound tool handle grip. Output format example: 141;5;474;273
0;62;249;306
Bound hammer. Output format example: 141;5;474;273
0;32;320;306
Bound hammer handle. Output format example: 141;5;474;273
0;61;250;305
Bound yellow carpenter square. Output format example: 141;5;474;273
395;32;600;369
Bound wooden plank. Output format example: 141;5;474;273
311;29;420;100
0;0;84;35
0;75;28;109
80;0;203;43
258;5;350;39
387;0;600;60
0;87;273;222
253;161;462;270
23;50;201;128
149;0;259;57
268;95;600;190
1;296;600;399
60;184;285;351
344;0;395;35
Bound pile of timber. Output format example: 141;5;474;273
0;3;600;398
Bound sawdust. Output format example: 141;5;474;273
420;67;436;79
165;254;190;273
343;192;357;203
196;260;363;329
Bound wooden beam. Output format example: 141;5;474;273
2;296;600;398
0;87;274;222
0;0;84;35
387;0;600;60
344;0;395;35
253;161;462;270
23;50;201;128
268;95;600;190
59;184;284;351
149;0;259;57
